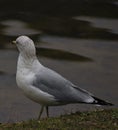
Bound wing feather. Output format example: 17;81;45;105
32;67;94;104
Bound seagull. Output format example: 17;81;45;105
13;36;113;119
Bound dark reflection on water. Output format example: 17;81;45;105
29;16;118;40
0;71;6;75
0;0;118;18
0;1;118;40
36;47;93;62
0;0;118;123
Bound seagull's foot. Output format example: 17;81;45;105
38;106;49;120
38;106;44;120
46;106;49;118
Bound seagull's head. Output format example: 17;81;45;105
13;36;36;57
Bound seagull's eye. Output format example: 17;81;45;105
16;41;18;44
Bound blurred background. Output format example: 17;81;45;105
0;0;118;122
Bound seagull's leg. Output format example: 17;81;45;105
46;106;49;118
38;105;44;120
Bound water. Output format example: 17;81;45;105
0;0;118;123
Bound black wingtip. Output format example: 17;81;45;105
92;96;114;106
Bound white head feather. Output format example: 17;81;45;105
15;36;36;57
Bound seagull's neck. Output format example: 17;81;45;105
17;53;41;71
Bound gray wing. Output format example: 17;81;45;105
32;67;94;104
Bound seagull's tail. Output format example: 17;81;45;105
92;96;113;106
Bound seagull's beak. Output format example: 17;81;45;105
12;41;16;44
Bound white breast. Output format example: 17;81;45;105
16;61;56;106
